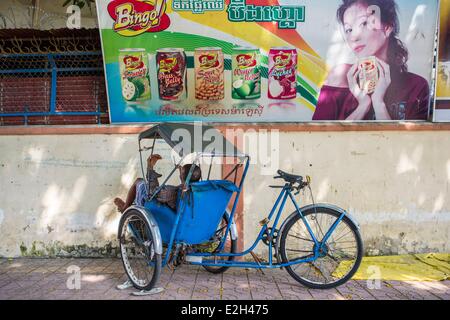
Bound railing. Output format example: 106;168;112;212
0;52;108;125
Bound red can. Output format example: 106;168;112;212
268;47;298;100
156;48;188;101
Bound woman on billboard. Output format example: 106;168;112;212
312;0;430;121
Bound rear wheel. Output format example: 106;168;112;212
198;212;237;274
119;209;162;291
279;206;363;289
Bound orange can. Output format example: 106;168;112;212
194;47;224;100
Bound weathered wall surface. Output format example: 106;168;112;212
243;131;450;256
0;130;449;257
0;134;175;257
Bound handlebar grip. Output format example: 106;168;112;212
274;175;282;179
277;170;283;175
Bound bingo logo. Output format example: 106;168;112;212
108;0;170;36
199;54;219;69
236;54;256;69
274;53;292;69
159;58;178;72
123;55;144;71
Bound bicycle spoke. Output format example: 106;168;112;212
313;212;326;241
327;224;348;242
313;261;333;282
333;245;357;250
328;251;355;261
287;233;314;242
285;248;314;253
321;217;342;241
331;229;353;243
328;240;357;245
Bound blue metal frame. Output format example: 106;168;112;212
126;135;352;275
131;132;349;271
157;155;250;268
185;179;346;269
144;154;347;269
143;151;346;269
0;52;104;124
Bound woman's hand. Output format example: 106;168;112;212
372;58;391;104
346;63;372;120
371;58;392;120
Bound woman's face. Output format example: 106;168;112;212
342;2;392;59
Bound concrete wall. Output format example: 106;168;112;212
0;134;176;257
243;130;450;256
0;129;449;257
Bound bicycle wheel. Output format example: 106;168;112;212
118;209;162;291
279;206;363;289
198;212;237;274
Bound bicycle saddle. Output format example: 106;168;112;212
275;170;303;184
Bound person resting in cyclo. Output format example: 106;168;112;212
113;154;202;213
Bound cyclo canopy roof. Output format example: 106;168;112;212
139;123;247;160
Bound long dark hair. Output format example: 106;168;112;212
337;0;408;74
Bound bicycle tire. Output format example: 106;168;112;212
118;209;162;291
279;206;363;289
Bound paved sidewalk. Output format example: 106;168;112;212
0;258;449;300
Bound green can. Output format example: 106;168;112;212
231;47;261;100
118;48;151;104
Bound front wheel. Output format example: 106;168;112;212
118;209;162;291
279;206;363;289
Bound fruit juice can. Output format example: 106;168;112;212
268;47;298;100
232;46;261;100
194;47;224;100
118;48;151;104
358;56;379;94
156;48;188;101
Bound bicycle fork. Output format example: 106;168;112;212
288;192;346;258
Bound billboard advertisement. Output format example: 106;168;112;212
95;0;439;123
435;0;450;122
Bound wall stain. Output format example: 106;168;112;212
351;151;366;156
18;240;120;258
365;235;441;256
23;156;128;169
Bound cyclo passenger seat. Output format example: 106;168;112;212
275;170;303;184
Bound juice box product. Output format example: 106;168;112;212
194;47;224;100
268;47;298;100
118;48;151;104
358;56;379;94
156;48;187;101
232;47;261;100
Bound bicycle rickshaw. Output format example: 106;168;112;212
118;123;363;292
